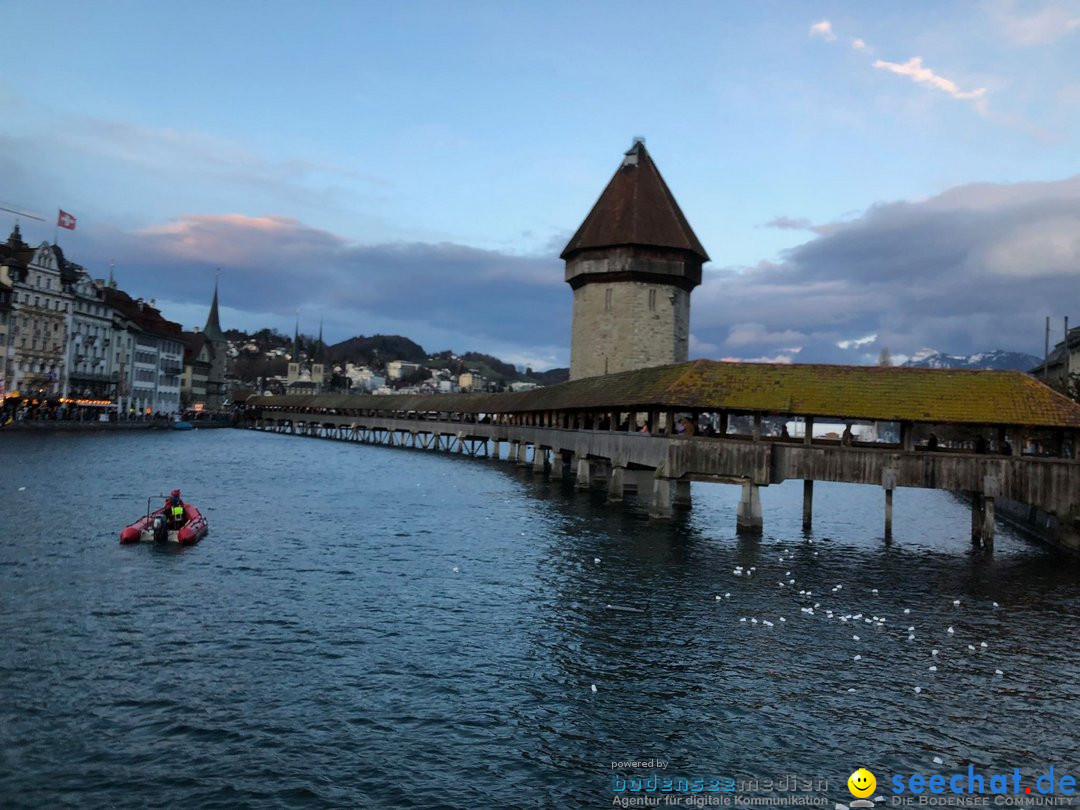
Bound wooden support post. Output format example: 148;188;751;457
607;466;625;503
804;417;814;445
491;440;500;460
802;480;813;530
752;414;762;442
533;446;546;473
719;411;729;436
736;482;763;533
884;488;894;540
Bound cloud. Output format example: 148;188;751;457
762;216;838;235
836;334;878;350
809;20;837;41
988;0;1080;45
51;213;571;368
691;173;1080;364
809;21;990;115
724;323;807;349
872;56;988;108
763;216;814;231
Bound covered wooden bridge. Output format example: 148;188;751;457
242;359;1080;550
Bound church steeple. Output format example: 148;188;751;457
203;276;226;342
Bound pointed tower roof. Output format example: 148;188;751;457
203;278;226;342
561;139;709;262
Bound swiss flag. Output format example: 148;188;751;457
57;209;77;230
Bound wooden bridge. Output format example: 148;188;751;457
241;360;1080;551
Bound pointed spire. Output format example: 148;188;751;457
294;313;300;360
561;138;709;262
317;318;324;362
108;260;116;288
203;272;226;341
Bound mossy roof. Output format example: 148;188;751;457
247;359;1080;429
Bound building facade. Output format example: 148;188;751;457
562;139;709;380
66;266;115;400
8;240;74;398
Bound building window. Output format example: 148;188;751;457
648;289;657;311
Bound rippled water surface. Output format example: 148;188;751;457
1;429;1078;808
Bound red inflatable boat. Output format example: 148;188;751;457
120;497;209;545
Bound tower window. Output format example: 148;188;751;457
648;289;657;311
605;288;612;311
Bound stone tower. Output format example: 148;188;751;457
562;139;709;380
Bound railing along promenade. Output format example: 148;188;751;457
243;360;1080;552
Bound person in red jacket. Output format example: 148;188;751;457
165;489;185;528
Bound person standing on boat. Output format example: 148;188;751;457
166;490;185;528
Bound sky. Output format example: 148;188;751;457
2;0;1079;370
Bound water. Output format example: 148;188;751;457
1;429;1078;808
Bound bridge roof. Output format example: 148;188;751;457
247;360;1080;429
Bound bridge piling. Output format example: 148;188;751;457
650;477;674;519
674;480;692;509
607;466;625;503
533;447;546;473
549;450;564;480
802;480;813;531
885;489;894;540
736;482;763;534
575;457;591;491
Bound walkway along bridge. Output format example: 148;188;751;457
242;360;1080;551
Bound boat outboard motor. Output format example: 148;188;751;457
152;514;168;543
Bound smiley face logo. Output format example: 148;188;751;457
848;768;876;798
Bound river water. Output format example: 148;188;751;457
1;429;1078;809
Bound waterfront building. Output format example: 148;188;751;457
0;235;23;398
65;266;115;401
180;329;212;409
562;138;709;380
6;235;74;398
103;287;183;415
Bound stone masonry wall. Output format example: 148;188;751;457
569;281;689;379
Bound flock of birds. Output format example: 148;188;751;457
585;537;1009;695
716;540;1007;692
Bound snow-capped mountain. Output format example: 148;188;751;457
901;349;1041;371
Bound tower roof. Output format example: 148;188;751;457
561;140;709;262
203;278;226;342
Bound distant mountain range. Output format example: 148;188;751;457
901;349;1040;371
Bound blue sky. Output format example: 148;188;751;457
3;1;1079;369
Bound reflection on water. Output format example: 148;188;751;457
1;430;1078;808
